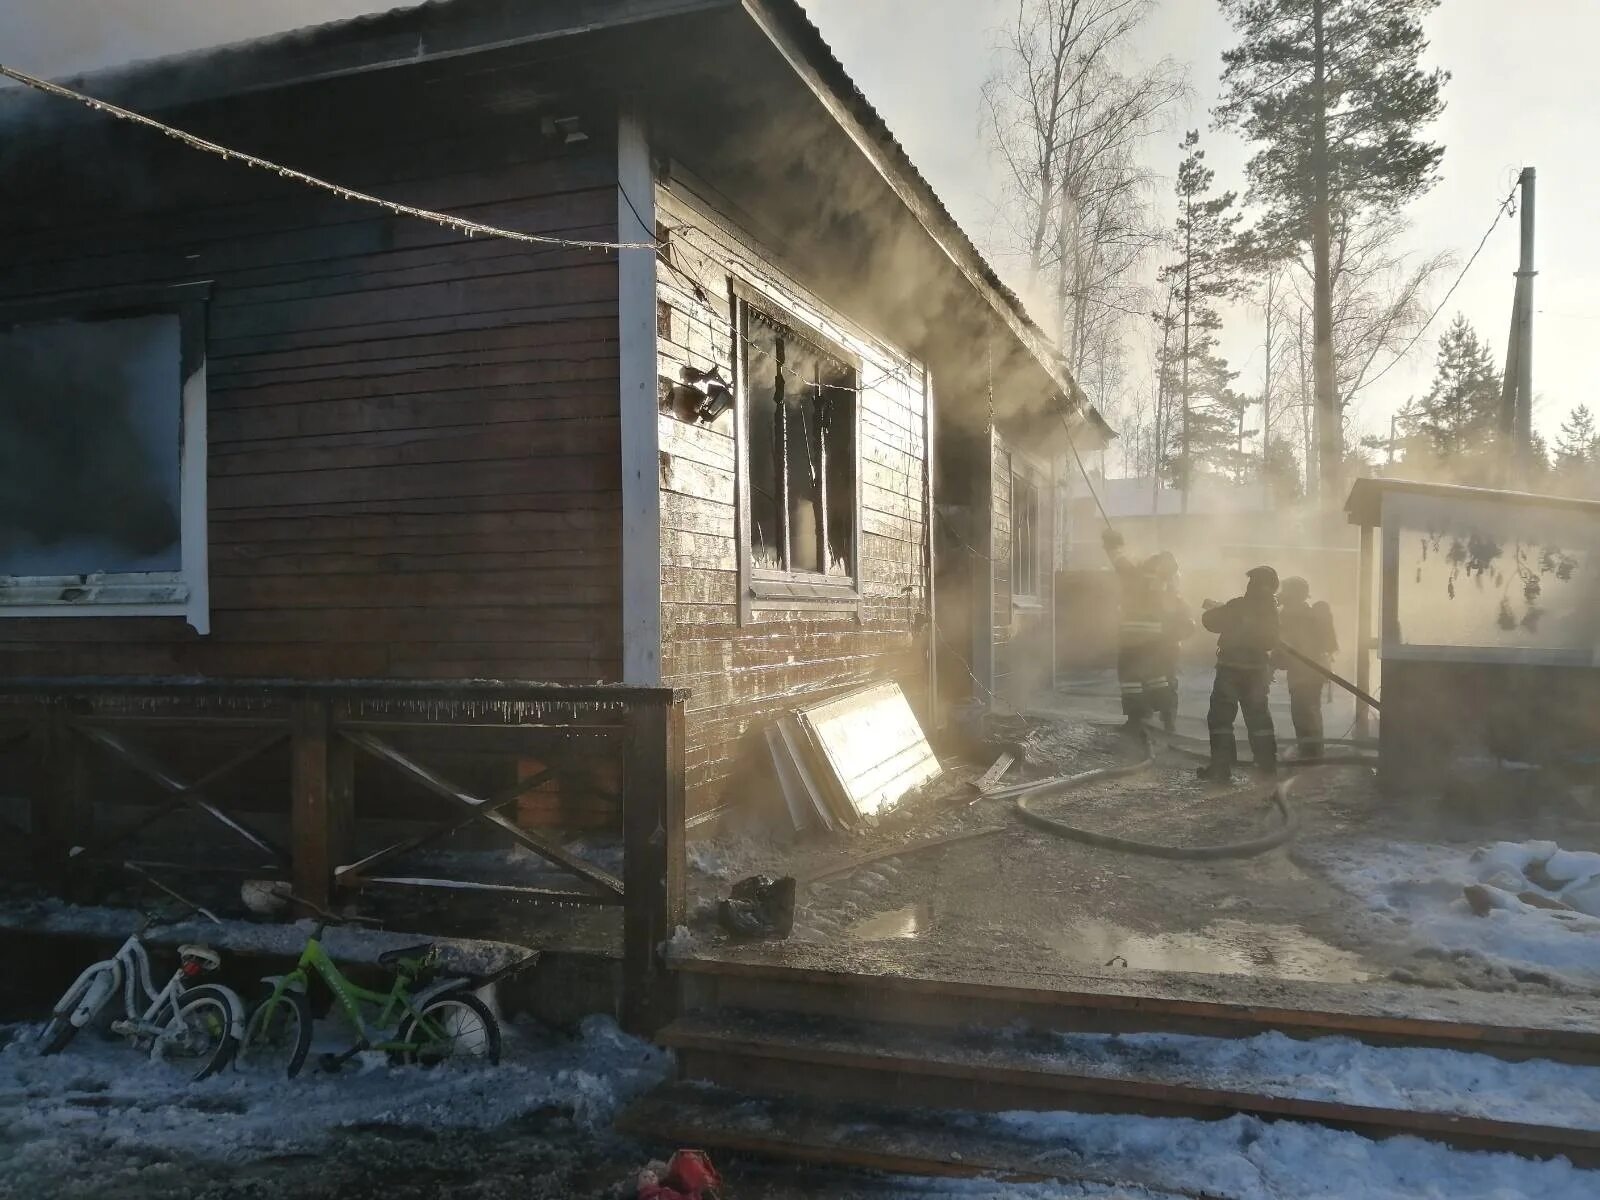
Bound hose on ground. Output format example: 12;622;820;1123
1011;740;1375;862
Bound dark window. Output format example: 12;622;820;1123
1011;473;1039;599
0;313;182;575
743;305;856;580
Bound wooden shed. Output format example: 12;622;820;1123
1345;478;1600;795
0;0;1103;971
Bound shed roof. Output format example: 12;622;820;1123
1344;477;1600;527
0;0;1107;438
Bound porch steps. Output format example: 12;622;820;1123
641;1008;1600;1166
616;951;1600;1181
672;947;1600;1063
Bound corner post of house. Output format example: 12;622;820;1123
37;698;90;881
618;107;663;686
620;692;686;1035
290;692;352;910
1354;521;1375;739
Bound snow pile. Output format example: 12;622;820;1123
0;898;530;978
0;1013;671;1177
971;1109;1600;1200
1036;1028;1600;1129
1308;838;1600;987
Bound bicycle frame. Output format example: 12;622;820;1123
58;936;195;1040
263;936;452;1052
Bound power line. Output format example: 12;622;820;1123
0;63;655;253
1355;181;1520;394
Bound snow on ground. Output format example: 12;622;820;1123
968;1108;1600;1200
0;1013;671;1177
1306;838;1600;987
1031;1028;1600;1130
0;898;530;977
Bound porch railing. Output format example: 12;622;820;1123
0;677;686;1032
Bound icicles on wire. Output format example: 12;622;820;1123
0;63;655;254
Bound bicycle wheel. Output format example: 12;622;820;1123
395;991;501;1067
154;984;239;1081
240;988;312;1078
38;963;118;1056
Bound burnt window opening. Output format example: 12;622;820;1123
0;313;182;576
1011;472;1040;599
742;304;857;581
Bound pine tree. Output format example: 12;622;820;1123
1554;405;1597;472
1263;434;1304;506
1396;315;1501;482
1216;0;1448;505
1156;131;1246;499
1553;405;1598;494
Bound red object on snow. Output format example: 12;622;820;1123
637;1150;721;1199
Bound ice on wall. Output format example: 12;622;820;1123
0;313;182;576
1390;492;1600;655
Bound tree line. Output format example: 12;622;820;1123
984;0;1581;505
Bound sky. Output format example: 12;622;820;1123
2;0;1596;461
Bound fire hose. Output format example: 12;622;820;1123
1010;733;1377;861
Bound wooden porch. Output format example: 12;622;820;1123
0;678;686;1031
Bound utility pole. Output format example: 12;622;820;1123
1500;167;1536;484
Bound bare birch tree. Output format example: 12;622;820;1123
984;0;1185;394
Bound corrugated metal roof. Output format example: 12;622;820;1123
2;0;1100;427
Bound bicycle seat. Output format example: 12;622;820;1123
178;945;221;969
377;943;435;969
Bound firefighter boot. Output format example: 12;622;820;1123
1196;730;1234;784
1248;733;1278;779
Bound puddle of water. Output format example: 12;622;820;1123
1045;917;1371;983
849;903;933;941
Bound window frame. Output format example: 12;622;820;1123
1009;466;1042;608
0;281;211;633
731;279;864;621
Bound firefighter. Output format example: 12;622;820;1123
1197;565;1280;782
1101;528;1166;732
1275;576;1338;760
1147;551;1193;734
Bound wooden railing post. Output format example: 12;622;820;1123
291;695;352;910
36;700;91;884
620;694;686;1035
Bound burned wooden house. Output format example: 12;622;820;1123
0;0;1104;1014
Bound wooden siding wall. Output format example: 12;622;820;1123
993;436;1053;703
653;184;930;821
0;72;624;681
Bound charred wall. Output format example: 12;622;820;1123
653;182;930;823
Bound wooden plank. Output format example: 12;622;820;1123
973;753;1015;794
340;729;622;897
291;697;348;910
76;725;287;864
621;698;686;1035
663;1018;1600;1166
674;950;1600;1063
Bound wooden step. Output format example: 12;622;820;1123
617;1082;1220;1198
658;1010;1600;1165
674;943;1600;1064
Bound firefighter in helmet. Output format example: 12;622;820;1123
1197;565;1281;782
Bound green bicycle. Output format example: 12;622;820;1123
240;921;501;1077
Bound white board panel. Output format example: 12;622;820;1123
796;682;941;820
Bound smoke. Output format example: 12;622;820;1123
0;2;394;82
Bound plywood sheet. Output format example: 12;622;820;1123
795;682;941;821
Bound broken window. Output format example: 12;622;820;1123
742;303;857;582
1011;472;1039;599
0;295;209;630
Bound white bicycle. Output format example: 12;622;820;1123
39;901;246;1081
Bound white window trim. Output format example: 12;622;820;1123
1010;465;1043;607
0;282;211;633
